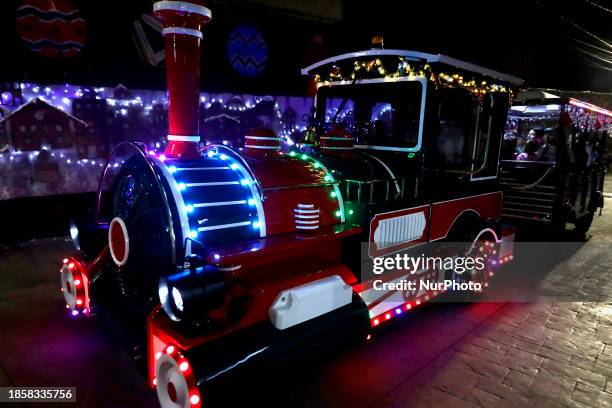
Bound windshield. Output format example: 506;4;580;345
315;80;424;151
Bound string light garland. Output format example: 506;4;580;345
0;82;309;149
315;57;512;100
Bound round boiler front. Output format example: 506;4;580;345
97;143;177;315
96;143;266;315
96;142;348;322
151;146;266;254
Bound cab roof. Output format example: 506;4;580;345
301;49;524;86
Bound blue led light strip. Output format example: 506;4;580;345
193;200;247;207
153;157;194;256
198;220;252;232
185;181;240;187
288;152;345;223
155;145;267;254
204;145;267;237
170;166;229;172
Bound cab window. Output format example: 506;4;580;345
316;79;424;151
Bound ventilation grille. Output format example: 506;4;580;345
294;203;320;230
373;211;426;249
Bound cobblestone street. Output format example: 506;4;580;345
0;177;611;408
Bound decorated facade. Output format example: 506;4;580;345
0;97;86;151
0;82;314;199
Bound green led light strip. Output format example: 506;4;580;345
288;151;345;222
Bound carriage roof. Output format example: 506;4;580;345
513;90;612;119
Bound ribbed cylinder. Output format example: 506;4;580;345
154;1;212;159
244;128;281;154
320;125;355;156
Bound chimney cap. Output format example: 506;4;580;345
371;35;384;49
153;1;212;20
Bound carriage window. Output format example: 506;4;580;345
316;80;423;151
503;104;561;161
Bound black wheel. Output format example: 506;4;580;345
573;212;594;235
444;220;496;300
550;206;570;235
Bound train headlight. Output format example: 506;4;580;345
171;287;184;312
158;278;181;322
158;266;225;323
158;283;169;305
69;220;80;251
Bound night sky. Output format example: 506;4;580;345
0;0;610;94
346;0;612;92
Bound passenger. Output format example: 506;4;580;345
502;131;517;160
516;140;539;161
437;120;465;165
514;135;526;156
528;127;544;146
593;132;608;164
585;134;594;167
539;128;557;162
373;119;388;142
573;132;588;168
504;130;518;142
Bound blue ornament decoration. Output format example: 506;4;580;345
227;25;268;77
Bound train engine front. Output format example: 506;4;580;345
59;2;370;406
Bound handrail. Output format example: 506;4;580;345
444;160;488;176
344;177;404;185
263;182;339;192
500;160;556;165
505;164;556;191
344;177;406;202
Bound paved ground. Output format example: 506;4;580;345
1;174;611;408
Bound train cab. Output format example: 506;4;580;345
301;49;522;249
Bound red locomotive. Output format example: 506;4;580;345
57;1;536;407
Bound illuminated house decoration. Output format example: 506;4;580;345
0;97;86;151
0;84;314;201
0;82;25;107
201;113;241;146
33;149;62;191
72;95;109;159
0;115;9;151
151;102;168;137
108;103;160;149
112;84;134;100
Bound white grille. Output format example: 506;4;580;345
373;211;426;249
294;203;320;230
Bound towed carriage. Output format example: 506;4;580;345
57;1;529;407
500;90;609;233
